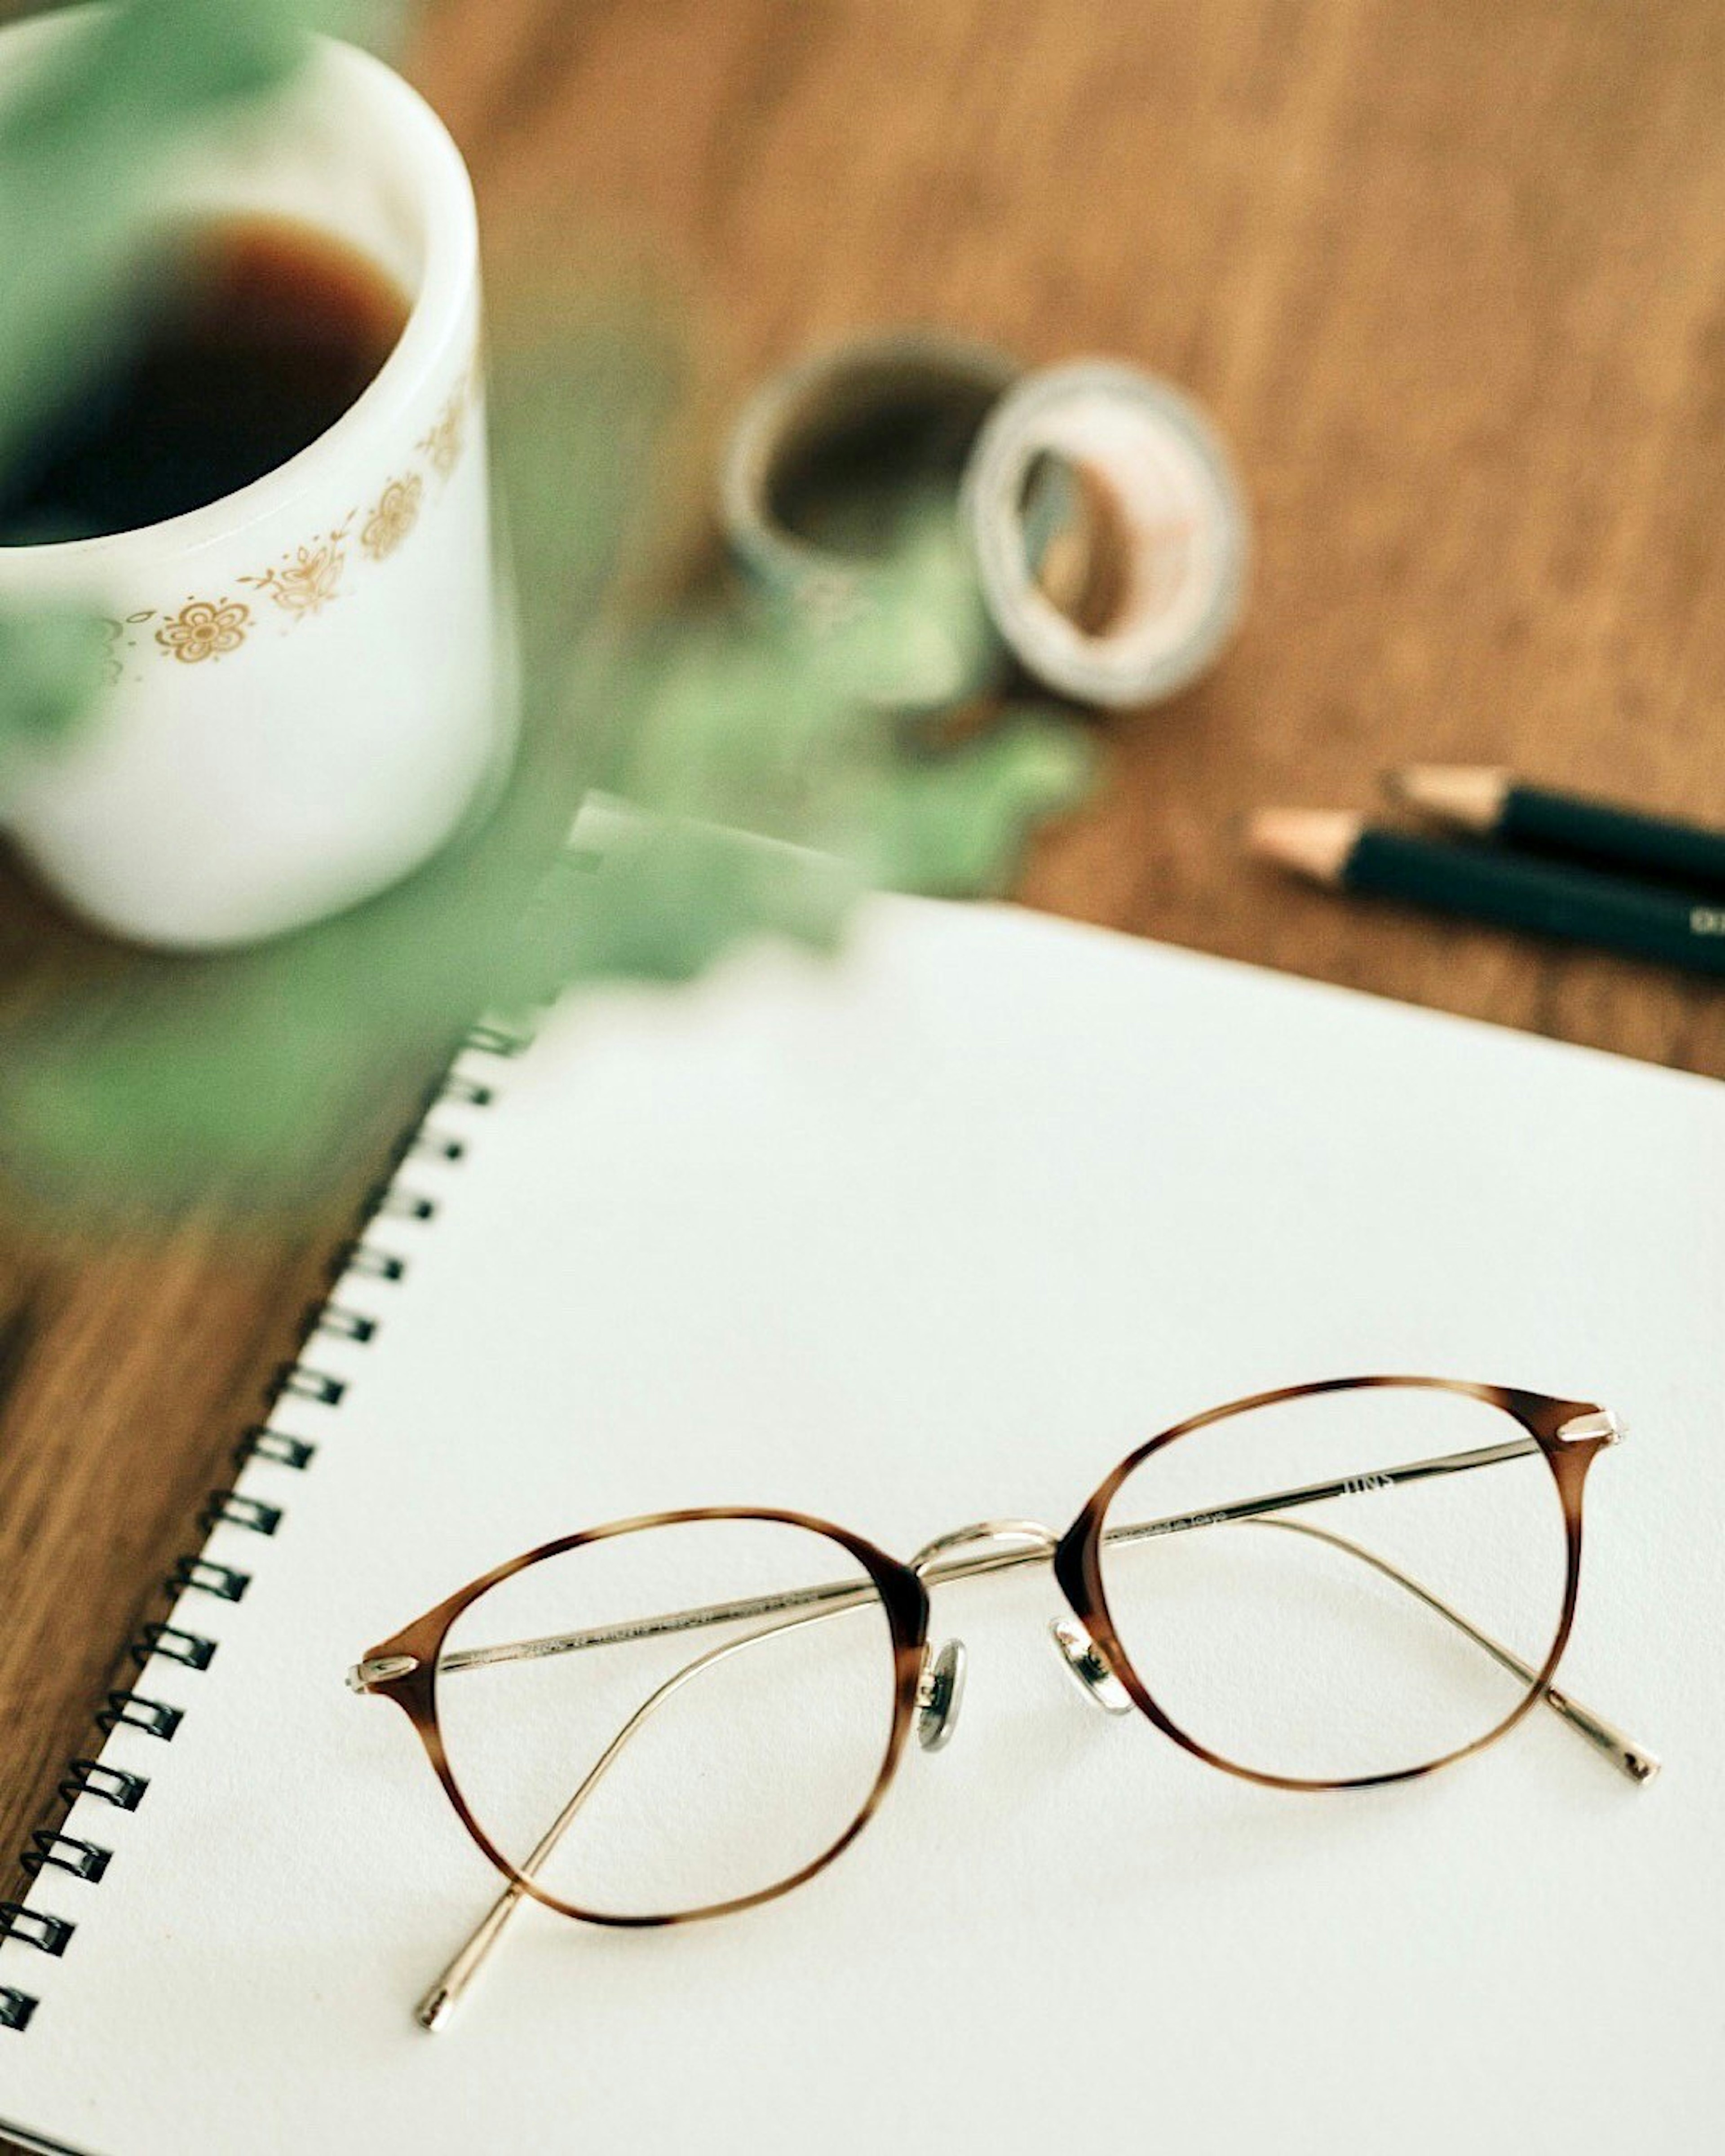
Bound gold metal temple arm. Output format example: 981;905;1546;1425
360;1432;1651;1796
1099;1438;1541;1554
1238;1515;1657;1784
422;1437;1545;1681
416;1597;871;2032
389;1430;1651;1784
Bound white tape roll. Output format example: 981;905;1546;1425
962;362;1248;709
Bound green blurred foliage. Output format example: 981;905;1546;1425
0;0;345;773
0;0;1093;1224
0;604;110;755
0;0;343;482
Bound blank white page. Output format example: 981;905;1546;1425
3;894;1721;2155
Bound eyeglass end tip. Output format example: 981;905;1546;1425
416;1986;455;2033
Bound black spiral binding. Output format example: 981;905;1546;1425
22;1833;111;1885
1;1020;522;2037
94;1694;183;1742
130;1624;217;1673
57;1762;147;1813
234;1427;316;1472
198;1492;283;1537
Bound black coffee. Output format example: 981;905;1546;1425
0;215;410;546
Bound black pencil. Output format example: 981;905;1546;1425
1387;764;1725;891
1248;809;1725;977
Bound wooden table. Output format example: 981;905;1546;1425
4;0;1723;2047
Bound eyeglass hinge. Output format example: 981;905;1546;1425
347;1654;419;1693
1554;1410;1624;1446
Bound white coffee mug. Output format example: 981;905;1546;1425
0;14;509;948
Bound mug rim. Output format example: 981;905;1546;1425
0;22;477;569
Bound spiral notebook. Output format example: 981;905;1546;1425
2;876;1722;2156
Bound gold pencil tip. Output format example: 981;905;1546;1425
1245;808;1363;885
1384;763;1511;830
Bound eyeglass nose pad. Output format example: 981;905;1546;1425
916;1638;967;1752
1048;1619;1134;1717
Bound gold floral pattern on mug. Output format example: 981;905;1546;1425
418;385;467;482
242;530;350;621
125;371;473;663
155;597;252;665
361;473;423;562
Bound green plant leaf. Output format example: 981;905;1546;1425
0;603;110;754
0;0;341;477
0;0;347;787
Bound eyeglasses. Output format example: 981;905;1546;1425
349;1375;1656;2032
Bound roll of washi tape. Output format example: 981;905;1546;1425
719;329;1025;710
961;361;1248;709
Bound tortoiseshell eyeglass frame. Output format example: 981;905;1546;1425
352;1376;1652;1987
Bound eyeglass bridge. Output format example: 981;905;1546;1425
905;1519;1134;1722
907;1517;1060;1582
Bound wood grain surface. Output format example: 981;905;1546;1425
3;0;1724;2075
